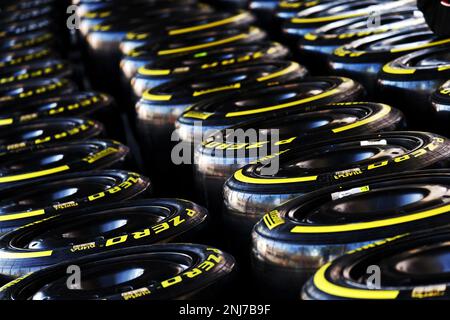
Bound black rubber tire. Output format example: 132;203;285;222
0;139;129;189
0;46;57;70
281;0;411;40
252;169;450;299
0;59;72;87
84;2;205;93
0;199;208;276
0;30;54;52
120;25;267;86
0;117;103;153
120;10;256;56
0;170;150;234
192;98;404;217
297;7;424;74
136;60;306;197
303;226;450;300
329;26;448;95
377;44;450;126
177;76;364;144
418;0;450;36
0;243;236;300
0;5;53;24
431;80;450;137
131;41;289;97
0;92;124;141
0;78;77;108
274;0;334;23
223;131;450;262
0;15;54;39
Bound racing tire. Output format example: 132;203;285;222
0;199;208;276
252;169;450;299
303;226;450;300
0;243;235;300
0;170;150;234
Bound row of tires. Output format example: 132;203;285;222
0;0;238;300
73;0;450;300
1;0;450;300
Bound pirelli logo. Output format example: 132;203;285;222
263;210;285;230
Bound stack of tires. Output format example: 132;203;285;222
0;0;236;300
227;0;450;300
1;0;450;301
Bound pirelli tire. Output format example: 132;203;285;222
431;80;450;137
252;169;450;299
177;76;365;144
0;30;55;52
136;60;306;194
120;10;256;56
192;100;403;217
223;131;450;258
0;46;56;71
0;92;124;141
329;26;450;95
131;41;290;98
0;243;235;300
0;59;72;87
0;15;55;39
85;2;205;91
303;227;450;300
0;78;77;108
377;45;450;124
297;7;425;74
0;170;150;234
0;117;103;153
0;199;209;276
274;0;334;23
0;5;53;25
0;139;130;189
120;26;267;86
281;0;413;41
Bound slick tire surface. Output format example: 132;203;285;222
0;199;208;276
0;244;236;300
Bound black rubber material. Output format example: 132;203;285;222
297;7;424;73
0;199;208;276
377;44;450;124
0;139;130;189
0;170;150;234
0;78;77;108
0;92;124;141
329;26;448;95
281;0;411;40
0;243;236;300
131;41;290;97
0;46;56;70
431;80;450;137
0;117;103;153
0;59;72;87
120;26;267;91
177;76;365;144
252;169;450;299
223;131;450;265
303;225;450;300
0;15;54;39
193;99;403;216
120;10;256;56
0;5;53;24
0;30;54;52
